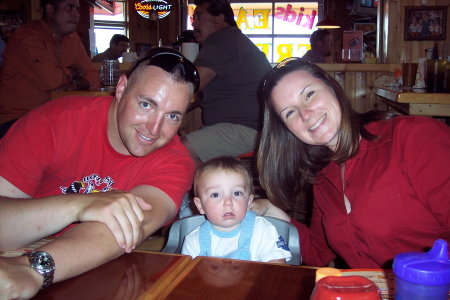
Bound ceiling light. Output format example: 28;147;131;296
316;14;340;29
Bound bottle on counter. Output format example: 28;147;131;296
393;239;450;300
432;44;439;59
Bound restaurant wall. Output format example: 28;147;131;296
382;0;449;63
128;0;180;50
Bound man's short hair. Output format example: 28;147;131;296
41;0;64;19
309;29;330;48
193;0;237;27
110;34;130;46
127;47;199;94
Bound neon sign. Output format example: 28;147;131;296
135;0;172;19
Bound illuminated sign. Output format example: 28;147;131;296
187;2;319;62
135;0;172;19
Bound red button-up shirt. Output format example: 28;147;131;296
293;116;450;268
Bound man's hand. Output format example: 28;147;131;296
0;257;42;300
76;191;152;253
69;64;87;79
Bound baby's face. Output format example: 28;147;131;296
194;170;254;232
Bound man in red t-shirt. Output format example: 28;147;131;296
0;46;199;299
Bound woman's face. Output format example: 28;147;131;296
271;70;342;151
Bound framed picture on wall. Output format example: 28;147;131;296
404;6;447;41
0;10;26;42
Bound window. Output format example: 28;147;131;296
186;1;320;63
93;1;127;57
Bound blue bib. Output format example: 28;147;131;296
198;211;256;260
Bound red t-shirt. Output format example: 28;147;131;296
0;96;195;213
292;116;450;268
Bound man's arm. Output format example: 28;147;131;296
0;177;151;252
39;185;176;282
196;65;216;92
0;185;175;299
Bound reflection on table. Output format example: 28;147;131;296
371;85;450;117
141;256;317;300
31;251;191;300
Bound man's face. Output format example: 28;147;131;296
49;0;80;37
111;66;192;157
318;34;332;57
192;3;222;45
112;41;130;58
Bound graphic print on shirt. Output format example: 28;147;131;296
60;174;115;194
277;236;290;251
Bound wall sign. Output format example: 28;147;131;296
135;0;172;20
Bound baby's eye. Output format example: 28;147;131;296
233;191;243;196
211;193;220;198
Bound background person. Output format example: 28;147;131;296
179;0;272;218
255;58;450;269
172;30;197;48
181;0;272;167
182;156;291;264
0;48;198;299
0;0;101;139
301;29;332;63
92;34;130;63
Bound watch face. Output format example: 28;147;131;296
30;252;55;272
25;251;55;289
36;253;53;269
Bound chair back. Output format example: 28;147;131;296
161;214;301;265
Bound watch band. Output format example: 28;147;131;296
23;251;55;289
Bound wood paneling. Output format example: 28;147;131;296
382;0;450;63
127;0;180;51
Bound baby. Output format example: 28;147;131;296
181;156;291;263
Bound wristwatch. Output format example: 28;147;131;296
22;251;55;289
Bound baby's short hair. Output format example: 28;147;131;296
194;156;254;196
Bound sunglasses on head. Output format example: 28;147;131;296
128;52;200;92
263;57;312;92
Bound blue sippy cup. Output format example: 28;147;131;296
393;239;450;300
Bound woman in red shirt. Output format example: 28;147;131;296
253;58;450;269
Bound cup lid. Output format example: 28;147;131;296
393;239;450;285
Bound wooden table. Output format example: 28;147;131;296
140;256;317;300
30;251;191;300
371;85;450;117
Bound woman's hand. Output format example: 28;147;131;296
250;198;291;222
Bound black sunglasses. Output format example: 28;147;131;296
128;52;200;92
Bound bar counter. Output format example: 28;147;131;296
371;85;450;117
